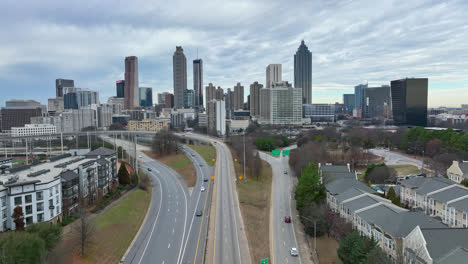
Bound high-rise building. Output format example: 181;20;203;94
0;106;43;131
124;56;139;109
215;87;224;100
164;93;174;108
184;89;195;109
63;88;99;109
207;100;226;136
233;83;244;110
139;87;153;107
116;80;125;98
107;97;125;115
343;94;355;114
250;81;263;117
294;40;312;104
266;64;282;88
56;79;74;98
193;59;203;110
206;83;216;103
364;86;391;118
391;78;428;127
259;82;302;125
173;46;187;109
157;92;168;105
354;83;368;110
225;88;234;119
48;98;64;113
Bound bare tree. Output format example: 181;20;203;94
74;197;94;256
151;130;179;157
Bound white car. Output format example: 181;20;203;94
138;155;142;158
290;247;298;256
201;186;206;192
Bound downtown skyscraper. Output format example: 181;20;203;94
249;81;263;117
193;58;203;110
294;40;312;104
173;46;187;109
266;64;282;88
56;79;74;98
124;56;139;109
391;78;428;127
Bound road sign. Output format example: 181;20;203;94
260;258;268;264
283;150;290;156
272;150;281;156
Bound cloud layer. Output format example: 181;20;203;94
1;0;468;107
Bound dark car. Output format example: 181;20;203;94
147;168;152;171
196;210;203;217
285;216;291;223
204;178;208;182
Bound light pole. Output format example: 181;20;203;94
297;214;317;252
243;131;246;180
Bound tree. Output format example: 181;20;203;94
337;231;384;264
26;222;62;251
295;163;326;211
364;163;396;184
118;162;131;185
252;152;262;180
151;130;179;156
255;137;276;151
0;232;46;264
425;138;443;158
74;197;94;257
461;179;468;188
301;201;328;237
12;206;25;231
386;186;401;207
139;171;152;191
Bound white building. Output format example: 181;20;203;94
266;64;282;88
207;100;226;136
11;124;57;137
260;82;302;125
107;97;125;115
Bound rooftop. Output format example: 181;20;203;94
421;228;468;264
84;147;116;158
325;178;375;196
401;177;453;194
429;186;468;203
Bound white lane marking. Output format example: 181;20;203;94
175;218;177;223
283;241;286;246
137;175;163;264
162;261;165;264
168;208;170;212
172;228;175;234
168;243;171;248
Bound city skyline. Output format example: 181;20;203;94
1;1;468;108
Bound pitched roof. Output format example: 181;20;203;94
429;186;468;203
335;187;368;203
448;197;468;213
325;178;375;196
320;165;349;173
460;162;468;177
420;228;468;264
85;147;116;157
401;177;453;194
343;194;387;212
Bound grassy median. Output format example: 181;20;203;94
186;144;216;166
236;160;272;263
144;150;197;187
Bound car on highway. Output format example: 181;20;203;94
147;168;152;171
196;210;203;216
284;216;291;223
201;186;205;192
138;155;142;158
290;247;298;256
204;178;208;182
191;153;195;156
199;164;203;167
284;170;288;174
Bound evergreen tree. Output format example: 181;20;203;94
118;162;131;185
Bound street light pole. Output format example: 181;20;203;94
243;131;246;179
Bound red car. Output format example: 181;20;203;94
284;216;291;223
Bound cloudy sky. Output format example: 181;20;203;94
1;0;468;108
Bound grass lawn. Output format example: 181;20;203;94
144;150;197;187
186;144;216;166
316;236;342;264
236;160;272;263
388;164;423;176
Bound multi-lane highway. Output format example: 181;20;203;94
102;136;212;264
260;147;301;264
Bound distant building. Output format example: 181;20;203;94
139;87;153;107
184;89;195;109
303;104;335;122
94;104;113;128
215;87;224;101
11;124;57;137
260;82;302;125
198;113;207;127
124;56;139;109
364;85;391;118
206;83;216;103
116;80;125;98
107;97;125;115
112;115;130;125
157;92;168;105
56;79;74;98
462;104;468;110
266;64;282;88
343;94;355;114
0;103;43;131
259;88;271;122
354;83;368;111
294;40;312;104
233;110;250;120
128;119;168;132
193;59;203;110
233;83;244;110
31;116;64;133
5;100;44;109
63;88;99;109
173;46;187;109
249;81;263;117
391;78;428;127
207;100;226;136
48;98;64;113
225;88;234;119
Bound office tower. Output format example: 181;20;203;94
259;82;302;125
233;83;244;110
215;87;224;100
48;98;64;113
116;80;125;98
165;93;174;108
364;86;391;118
5;99;42;108
124;56;139;109
173;46;187;109
157;92;168;105
184;89;195;109
207;100;226;136
193;59;203;109
266;64;282;88
246;95;250;110
206;83;216;103
354;83;367;109
250;81;263;117
139;87;153;107
343;94;355;114
56;79;74;98
63;88;99;109
294;40;312;104
0;100;43;131
225;88;234;119
107;97;125;115
391;78;428;127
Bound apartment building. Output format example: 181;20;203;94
447;160;468;183
127;119;168;132
11;124;57;137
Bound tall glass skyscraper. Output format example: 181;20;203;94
116;80;125;98
139;87;153;107
354;83;368;109
391;78;428;127
193;59;203;110
294;40;312;104
173;46;187;109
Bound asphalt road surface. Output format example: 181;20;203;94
260;148;301;264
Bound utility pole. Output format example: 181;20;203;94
243;131;246;179
61;133;64;154
25;138;28;165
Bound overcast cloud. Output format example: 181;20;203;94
1;0;467;107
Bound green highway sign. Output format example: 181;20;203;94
260;258;268;264
272;150;281;156
283;150;290;156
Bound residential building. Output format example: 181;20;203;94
48;98;64;113
343;94;355;114
447;161;468;183
303;104;336;122
116;80;125;98
139;87;153;107
207;100;226;136
164;93;174;108
193;59;203;110
124;56;139;109
259;88;271;123
215;87;224;101
294;40;312;104
184;89;195;109
249;81;263;117
391;78;428;127
128;119;168;132
0;105;43;131
400;177;453;212
56;79;74;98
11;124;57;137
206;83;216;103
266;64;282;88
198;113;207;127
225;88;234;119
173;46;187;109
107;97;125;115
262;82;302;125
233;83;244;110
63;88;99;109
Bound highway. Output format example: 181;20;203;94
102;136;212;264
182;133;251;264
259;147;301;264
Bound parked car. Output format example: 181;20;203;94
290;248;298;256
284;216;291;223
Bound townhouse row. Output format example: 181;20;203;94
0;147;118;232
